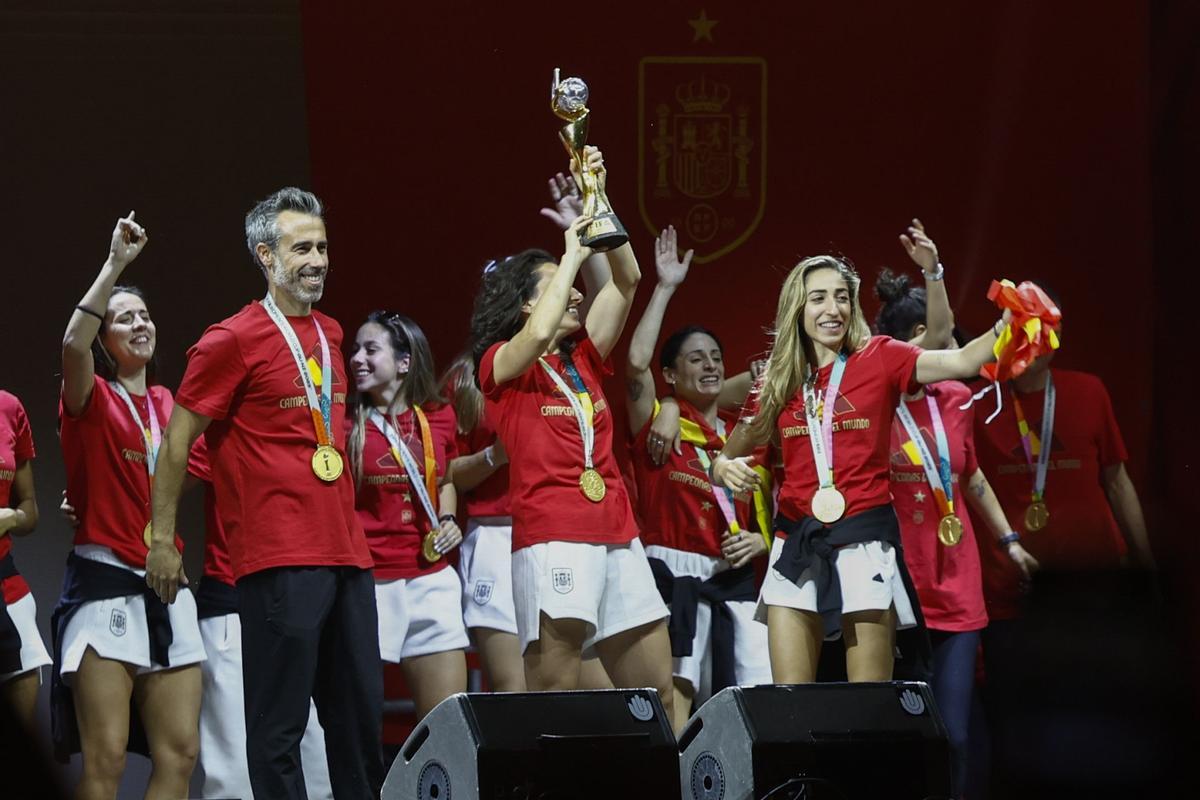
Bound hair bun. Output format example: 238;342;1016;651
874;268;911;303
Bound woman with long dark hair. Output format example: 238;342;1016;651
55;213;204;798
347;311;468;720
711;246;1013;687
875;221;1037;798
470;148;672;714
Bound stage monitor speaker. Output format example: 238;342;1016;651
678;682;951;800
382;689;681;800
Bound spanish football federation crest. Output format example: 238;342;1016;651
638;56;766;263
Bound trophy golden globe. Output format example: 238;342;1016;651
550;68;629;251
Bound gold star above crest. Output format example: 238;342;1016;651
689;9;718;43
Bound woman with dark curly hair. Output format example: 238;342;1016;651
347;311;468;721
470;148;672;716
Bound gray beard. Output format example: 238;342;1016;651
271;261;324;305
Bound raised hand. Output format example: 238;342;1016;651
563;215;594;266
654;225;693;289
109;211;148;270
569;145;607;195
899;217;938;274
539;172;584;231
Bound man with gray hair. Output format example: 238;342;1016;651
147;187;384;798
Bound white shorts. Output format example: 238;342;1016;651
198;612;332;800
376;568;470;662
59;546;206;679
0;592;53;683
512;537;668;655
645;545;771;701
458;517;518;634
757;537;917;637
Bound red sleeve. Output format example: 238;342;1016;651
175;327;246;420
187;434;212;483
12;397;34;462
479;341;504;399
877;336;922;395
574;337;614;378
1089;375;1128;467
64;374;114;423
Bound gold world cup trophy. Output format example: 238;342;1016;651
550;68;629;251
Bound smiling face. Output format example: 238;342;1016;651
664;332;724;405
260;210;329;306
523;261;583;338
801;267;852;354
101;291;156;373
349;321;410;398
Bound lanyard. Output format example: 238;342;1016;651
1010;373;1055;502
802;353;848;490
538;354;595;470
110;382;161;489
370;408;439;528
262;293;334;447
686;417;743;536
895;393;955;516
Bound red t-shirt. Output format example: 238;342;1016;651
752;336;921;532
633;402;753;558
972;368;1129;620
60;377;185;570
174;302;372;580
186;435;235;586
480;337;638;550
1;391;35;604
455;413;511;519
350;404;458;580
888;382;987;632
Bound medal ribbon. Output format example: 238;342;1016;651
537;355;595;470
370;407;439;528
262;293;334;448
895;395;955;518
1010;373;1055;503
803;353;848;491
110;381;162;494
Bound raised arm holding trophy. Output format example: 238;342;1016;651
551;68;629;251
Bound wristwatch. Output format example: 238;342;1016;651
923;262;945;281
998;531;1021;547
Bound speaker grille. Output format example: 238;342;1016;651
690;752;725;800
417;761;450;800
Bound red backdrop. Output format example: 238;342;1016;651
300;1;1151;503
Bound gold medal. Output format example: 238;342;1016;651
1024;501;1049;532
422;530;442;562
579;468;606;502
937;514;963;547
143;522;153;549
811;486;846;524
312;445;344;482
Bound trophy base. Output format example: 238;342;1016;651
581;213;629;252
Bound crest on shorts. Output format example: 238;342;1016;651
473;579;495;606
551;568;575;595
639;56;767;264
109;608;127;637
